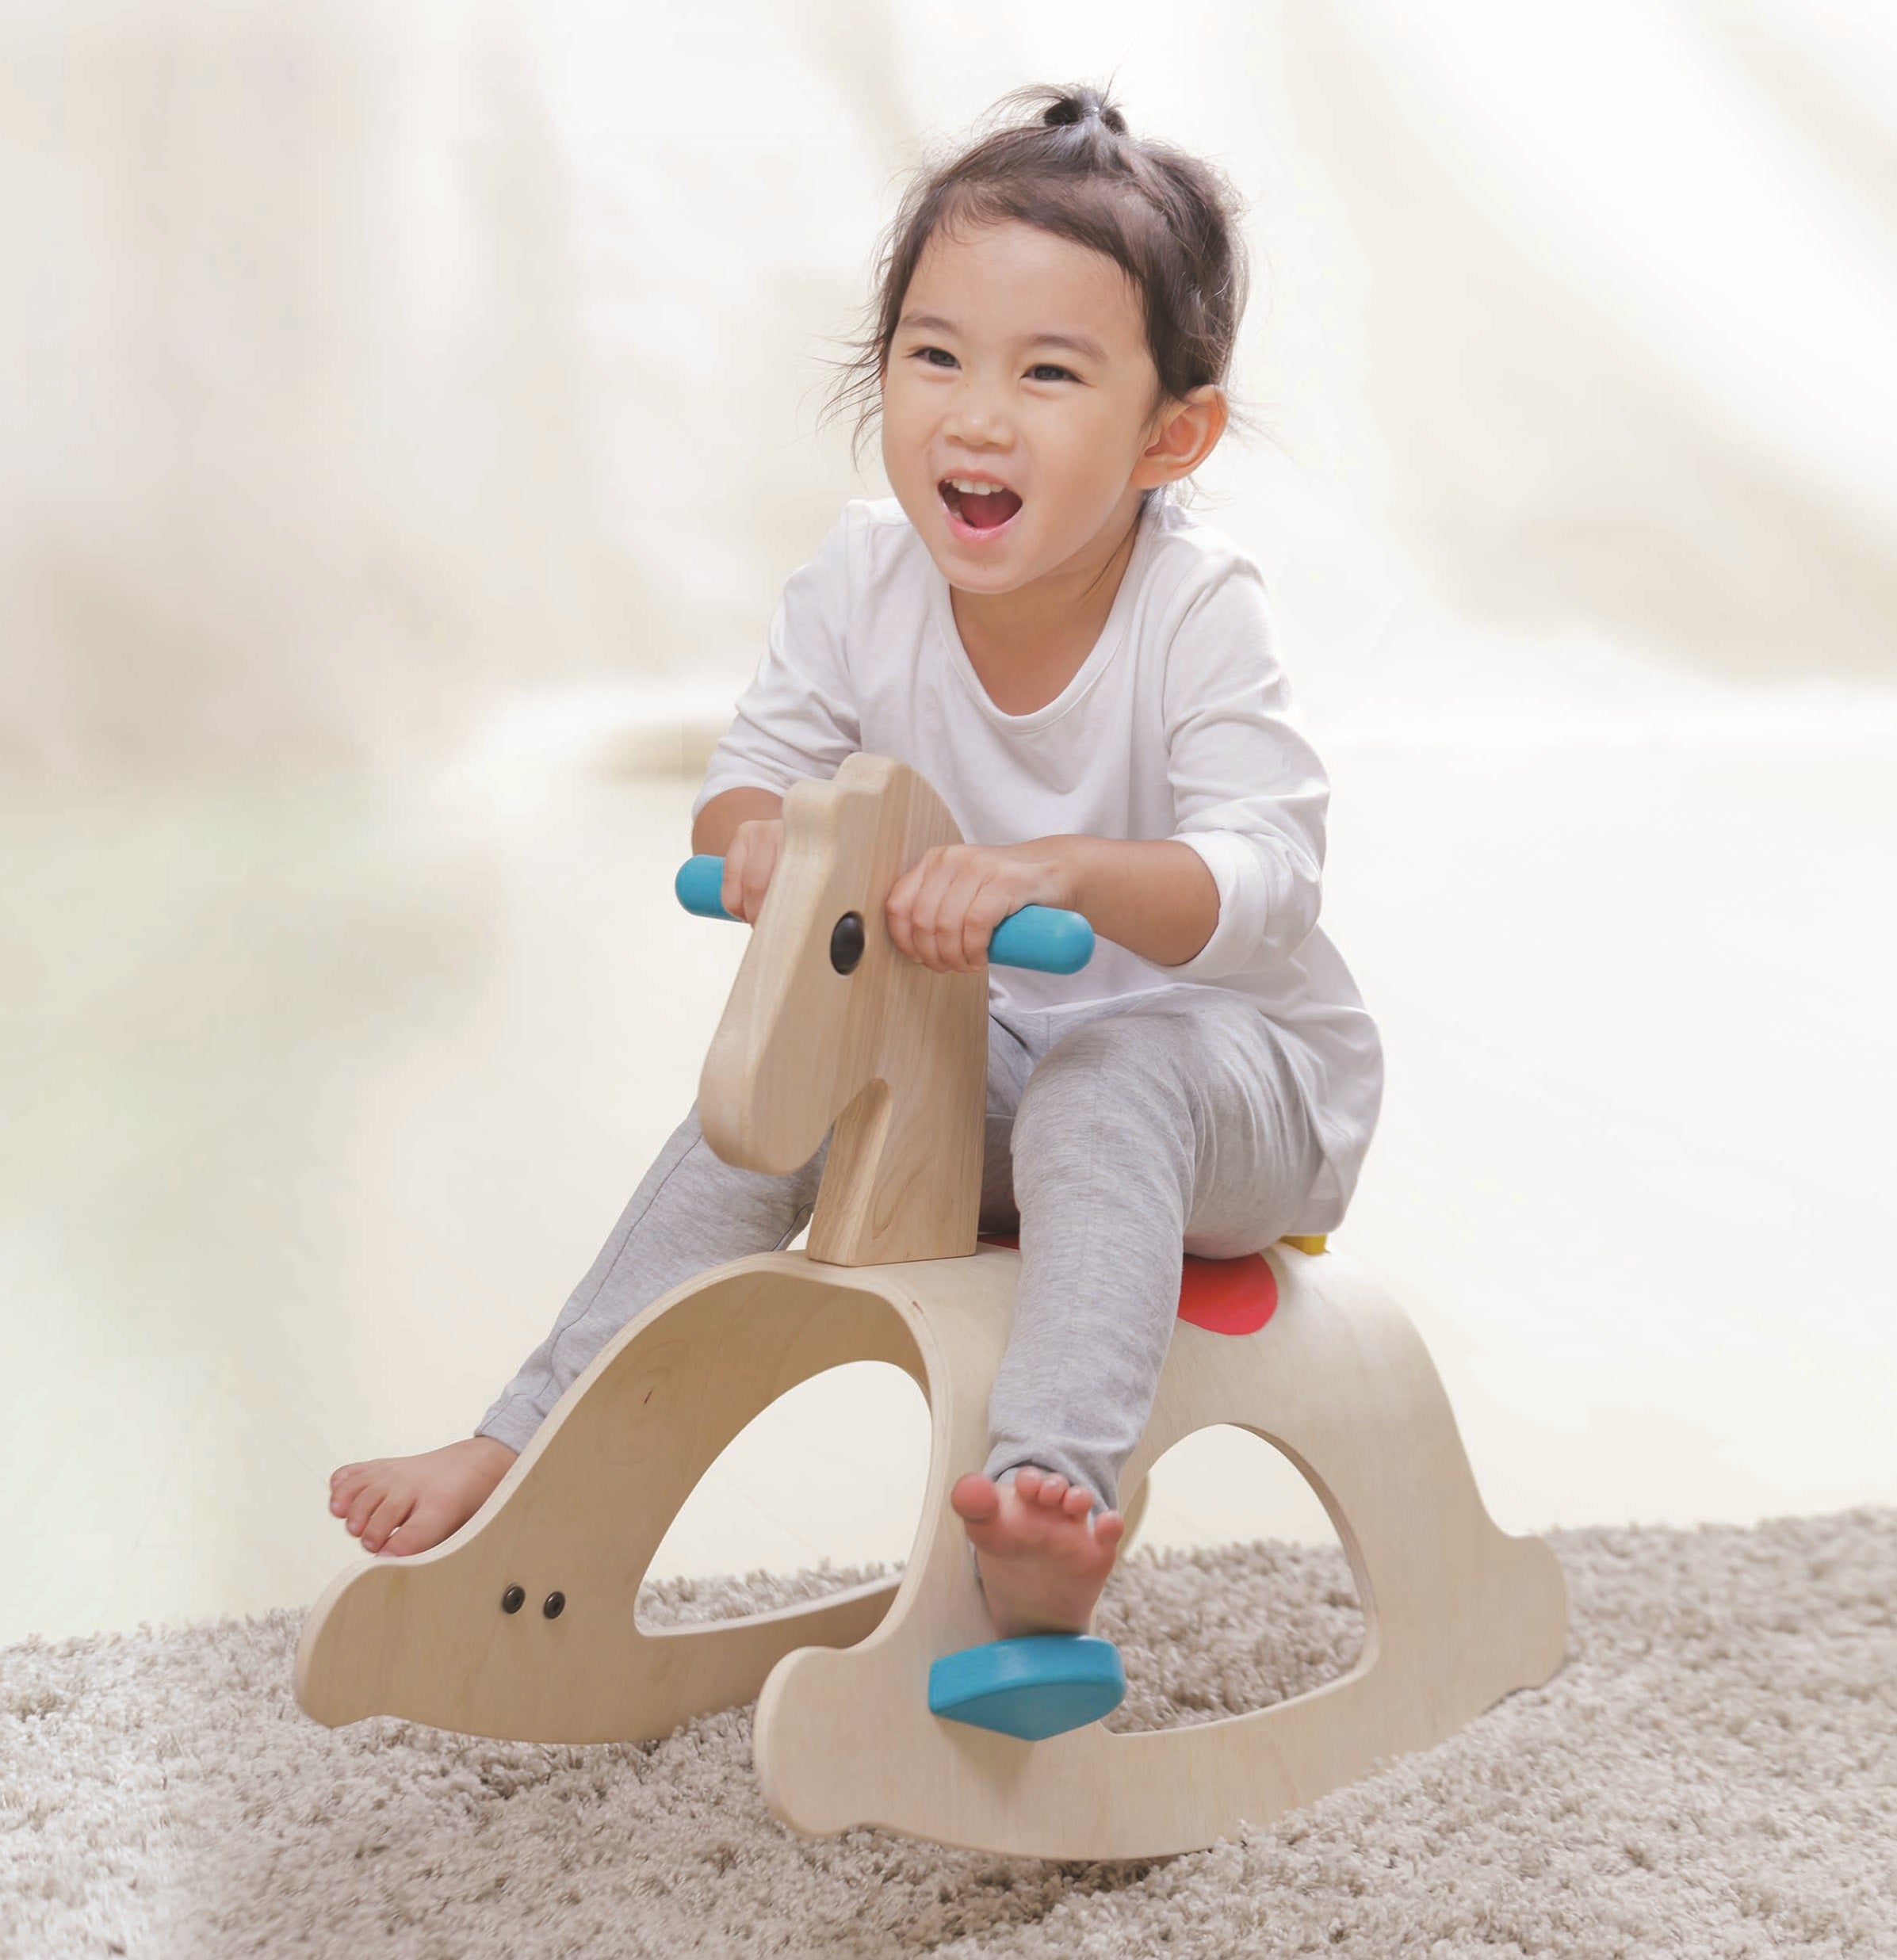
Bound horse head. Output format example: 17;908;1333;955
698;754;989;1265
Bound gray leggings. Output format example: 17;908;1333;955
476;984;1325;1512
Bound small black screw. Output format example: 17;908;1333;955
829;911;865;975
543;1591;566;1619
501;1585;525;1614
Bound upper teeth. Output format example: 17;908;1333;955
947;478;1011;495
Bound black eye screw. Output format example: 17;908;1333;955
501;1585;525;1614
829;911;866;975
543;1591;566;1619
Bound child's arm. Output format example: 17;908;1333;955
692;787;782;854
887;550;1321;979
885;836;1218;973
1153;555;1328;981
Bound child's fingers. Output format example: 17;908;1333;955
737;846;774;923
884;863;921;961
916;855;1008;974
948;915;993;972
750;827;784;920
720;842;753;920
936;862;1020;972
916;851;967;972
723;820;782;923
959;875;1017;970
893;849;960;971
921;859;982;973
889;846;1032;972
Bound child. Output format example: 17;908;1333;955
330;83;1383;1643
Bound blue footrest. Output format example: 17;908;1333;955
927;1635;1126;1741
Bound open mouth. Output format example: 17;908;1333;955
939;476;1024;537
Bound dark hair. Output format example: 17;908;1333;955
820;83;1252;486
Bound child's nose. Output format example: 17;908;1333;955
942;385;1012;448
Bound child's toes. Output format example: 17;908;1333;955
950;1473;1002;1526
344;1483;385;1538
1013;1466;1046;1503
1093;1510;1126;1557
1061;1484;1093;1519
1032;1473;1069;1510
361;1492;413;1553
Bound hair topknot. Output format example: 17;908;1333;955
1041;87;1127;136
820;82;1250;482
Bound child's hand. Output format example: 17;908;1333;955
886;841;1076;973
721;818;785;923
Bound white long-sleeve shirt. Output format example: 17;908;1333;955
692;495;1383;1232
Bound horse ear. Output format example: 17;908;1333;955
802;755;907;880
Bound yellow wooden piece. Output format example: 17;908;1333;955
701;752;987;1267
1279;1232;1328;1255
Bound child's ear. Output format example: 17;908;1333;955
1133;386;1228;490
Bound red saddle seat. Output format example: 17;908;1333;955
975;1236;1278;1336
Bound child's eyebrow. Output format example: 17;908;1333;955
897;311;1108;364
1027;330;1107;363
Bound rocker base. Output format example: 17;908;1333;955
928;1635;1127;1740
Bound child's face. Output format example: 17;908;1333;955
880;220;1181;596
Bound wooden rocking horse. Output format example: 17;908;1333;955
295;753;1567;1859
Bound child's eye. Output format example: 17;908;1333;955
913;346;957;369
1027;363;1076;383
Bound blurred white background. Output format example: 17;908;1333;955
3;0;1894;1645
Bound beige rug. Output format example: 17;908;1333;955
3;1510;1892;1958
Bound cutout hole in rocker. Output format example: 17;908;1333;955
634;1359;931;1633
1100;1423;1367;1735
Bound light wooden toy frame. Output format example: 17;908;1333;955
296;754;1568;1859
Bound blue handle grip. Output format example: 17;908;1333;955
990;907;1096;974
675;854;1094;975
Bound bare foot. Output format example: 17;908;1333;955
328;1436;518;1557
950;1465;1126;1640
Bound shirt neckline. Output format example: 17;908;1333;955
927;500;1161;733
